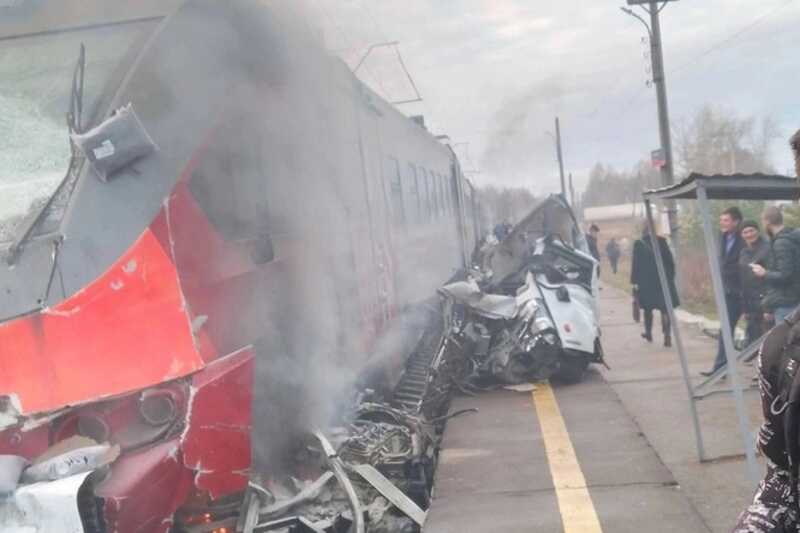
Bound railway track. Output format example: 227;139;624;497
391;302;450;416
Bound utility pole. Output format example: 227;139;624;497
568;173;576;208
622;0;680;273
555;117;566;198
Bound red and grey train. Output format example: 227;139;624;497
0;1;480;531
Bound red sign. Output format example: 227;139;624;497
651;148;666;169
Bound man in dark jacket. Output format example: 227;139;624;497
606;238;621;274
752;207;800;324
739;220;770;347
703;206;745;376
734;130;800;533
493;220;511;242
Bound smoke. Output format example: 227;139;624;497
2;0;460;474
481;78;569;190
153;1;461;473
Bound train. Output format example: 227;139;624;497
0;1;481;532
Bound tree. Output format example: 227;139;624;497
671;106;780;248
581;160;660;208
476;185;539;227
673;105;780;177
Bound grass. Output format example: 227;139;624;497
599;248;719;321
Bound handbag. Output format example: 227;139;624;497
632;288;641;323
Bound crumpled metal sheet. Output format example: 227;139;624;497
0;228;206;423
438;279;518;320
0;471;91;533
95;438;193;533
181;346;254;499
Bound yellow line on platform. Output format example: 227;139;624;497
532;383;603;533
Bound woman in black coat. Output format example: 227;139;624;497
631;224;679;347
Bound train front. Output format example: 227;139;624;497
0;2;287;531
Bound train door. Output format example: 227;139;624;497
353;93;396;334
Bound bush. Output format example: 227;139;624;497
678;249;717;317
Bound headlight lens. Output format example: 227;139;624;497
139;390;178;426
77;414;111;442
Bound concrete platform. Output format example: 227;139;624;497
424;283;762;532
597;284;763;532
424;377;708;532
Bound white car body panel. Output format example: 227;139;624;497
0;471;91;533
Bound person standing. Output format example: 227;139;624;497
738;220;770;347
586;224;600;261
493;219;512;242
751;207;800;324
631;223;678;347
493;221;506;242
733;129;800;533
605;238;621;274
702;206;745;377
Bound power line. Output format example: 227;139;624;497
312;0;390;99
585;1;798;134
354;1;445;133
670;0;795;78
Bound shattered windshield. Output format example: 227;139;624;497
0;22;153;243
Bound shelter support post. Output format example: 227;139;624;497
644;199;706;462
695;185;759;485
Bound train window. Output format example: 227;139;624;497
0;20;157;243
407;163;421;223
428;170;438;218
385;157;405;226
438;174;445;215
440;174;449;215
434;173;440;215
422;168;433;220
419;168;428;220
442;174;453;215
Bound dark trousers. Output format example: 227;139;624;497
643;308;671;339
712;294;742;371
743;312;765;348
609;256;619;274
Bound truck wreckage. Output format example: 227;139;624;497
443;195;604;386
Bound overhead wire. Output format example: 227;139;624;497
583;0;798;138
312;0;390;99
668;0;796;78
355;0;444;134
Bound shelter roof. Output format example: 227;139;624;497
643;173;799;201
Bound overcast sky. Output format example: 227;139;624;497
309;0;799;194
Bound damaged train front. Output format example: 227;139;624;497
0;2;263;531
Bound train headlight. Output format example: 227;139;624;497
139;390;178;426
77;414;111;443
